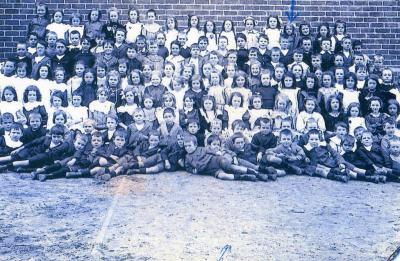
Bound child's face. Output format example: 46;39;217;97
70;33;80;46
308;134;320;148
370;100;380;113
104;43;114;54
39;66;49;79
97;67;106;78
235;76;246;87
191;80;201;91
127;48;137;59
322;75;332;87
210;73;220;85
258;37;268;49
342;142;354;153
388;104;398;116
72;95;82;107
384;123;396;137
261;73;271;86
167;18;175;29
202;64;212;77
306;121;318;130
136;39;146;50
55;70;65;83
321;40;331;51
349;106;360;117
276;99;286;111
336;23;345;34
3;89;14;102
183;67;192;80
134;110;145;123
268;17;278;28
226;66;235;78
172;80;183;91
342;38;352;50
163;96;174;107
367;79;377;92
130;72;140;84
252;97;262;109
306;77;315;89
28;35;38;47
75;64;85;76
53;11;63;23
90;10;99;22
301;25;310;35
233;137;245;150
245;19;254;30
302;40;312;52
125;91;135;104
98;91;107;102
106;118;117;130
177;135;184;147
280;38;289;49
47;34;57;46
260;121;272;135
335;70;344;82
249;50;258;60
231;96;242;108
164;64;174;77
271;51;280;62
144;98;153;109
148;44;158;55
91;136;103;148
284;76;294;88
109;11;119;22
51;134;64;145
346;77;356;89
356;69;367;80
330;98;340;111
74;138;87;151
108;75;119;87
293;53;303;62
354;128;364;140
52;97;62;107
292;66;302;78
224;20;233;31
178;34;187;45
29;116;41;129
184;141;197;153
335;126;347;138
118;63;128;75
361;133;373;147
83;123;94;134
250;64;260;75
198;39;208;51
382;70;393;83
27;91;37;102
233;125;244;133
390;141;400;156
334;56;344;67
205;21;214;32
54;114;66;125
84;72;95;84
191;46;200;57
203;99;213;111
129;10;138;22
36;5;46;17
151;74;161;85
281;121;292;130
311;56;322;67
305;100;315;113
218;38;227;49
10;128;23;141
56;42;66;55
149;135;159;147
2;119;13;131
114;136;126;148
280;133;293;148
15;66;26;77
275;68;284;80
211;124;222;134
184;98;194;109
236;37;246;48
147;11;156;23
227;54;237;64
188;122;199;134
209;140;221;151
163;112;174;125
3;61;15;75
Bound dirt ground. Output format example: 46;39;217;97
0;171;399;261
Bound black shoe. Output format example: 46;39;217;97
126;169;140;175
238;174;257;182
334;174;349;183
259;166;277;175
365;175;380;184
256;173;269;182
0;165;9;172
268;174;278;181
287;164;303;175
247;168;258;175
30;171;39;180
378;175;386;183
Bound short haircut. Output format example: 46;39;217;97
206;134;221;145
334;121;348;131
50;124;65;135
113;129;128;139
10;122;23;132
341;134;355;145
279;128;292;138
183;134;197;146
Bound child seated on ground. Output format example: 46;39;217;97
0;124;70;173
20;112;46;144
183;134;260;182
383;139;400;182
0;123;24;156
265;129;308;176
303;129;350;183
251;118;278;162
31;134;89;181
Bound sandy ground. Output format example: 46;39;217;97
0;171;399;261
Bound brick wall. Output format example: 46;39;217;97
1;0;400;69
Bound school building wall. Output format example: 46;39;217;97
0;0;400;69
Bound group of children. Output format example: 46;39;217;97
0;3;399;183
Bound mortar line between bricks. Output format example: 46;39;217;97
90;177;127;257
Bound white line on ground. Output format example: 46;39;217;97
90;177;126;257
